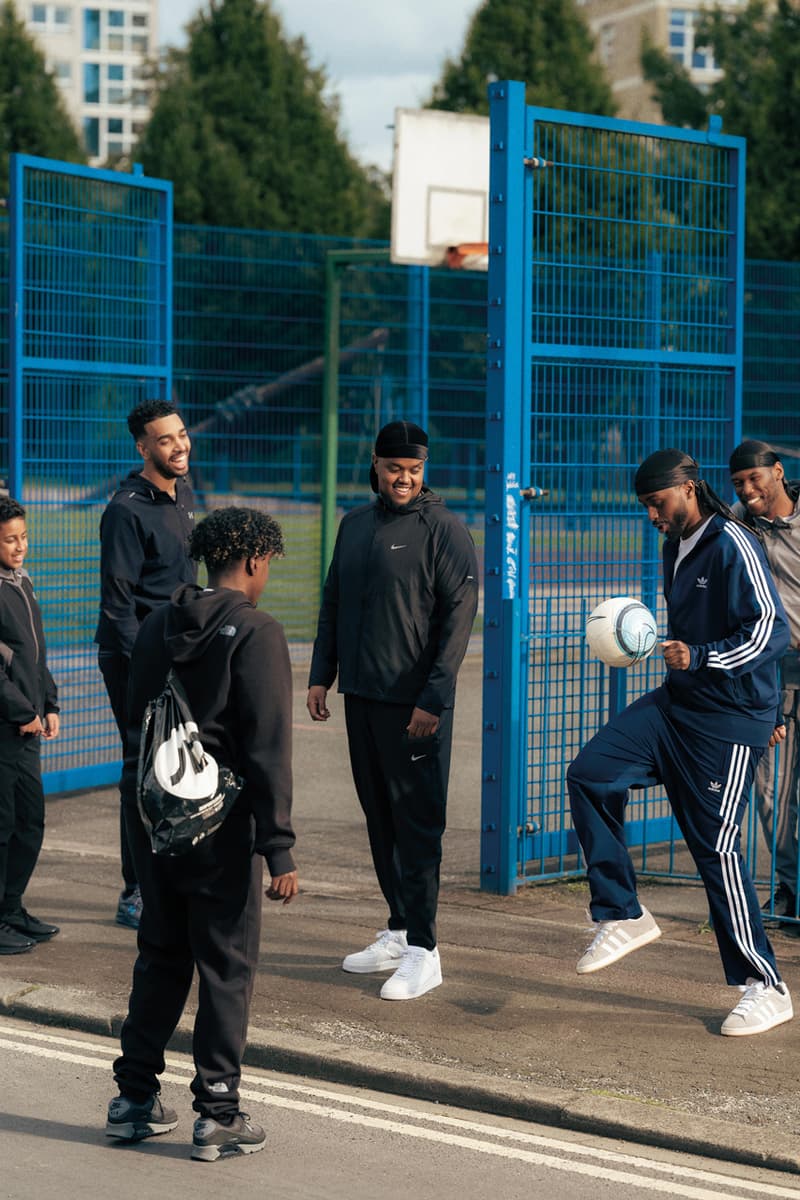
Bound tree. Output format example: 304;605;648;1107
136;0;389;237
642;0;800;260
428;0;616;117
0;1;85;196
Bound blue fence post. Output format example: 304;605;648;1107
407;264;429;429
8;154;25;498
480;80;531;895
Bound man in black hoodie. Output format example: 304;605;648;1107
308;421;478;1001
106;507;297;1162
95;399;196;929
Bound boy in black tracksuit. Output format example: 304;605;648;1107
308;421;478;1001
568;449;793;1037
106;507;297;1162
0;497;60;954
95;400;196;928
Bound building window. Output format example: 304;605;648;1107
53;60;72;82
132;13;148;25
107;33;124;50
598;23;616;66
107;118;124;134
107;64;125;81
131;34;149;53
669;9;718;72
83;117;99;157
30;3;47;23
107;9;125;25
107;141;124;157
54;6;70;24
83;62;100;104
83;8;100;50
131;121;145;135
131;88;149;107
107;87;126;103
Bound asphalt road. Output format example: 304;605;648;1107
2;1017;798;1200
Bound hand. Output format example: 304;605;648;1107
407;706;439;739
661;640;690;670
768;724;787;749
19;715;44;736
265;870;298;905
42;713;60;740
307;686;330;722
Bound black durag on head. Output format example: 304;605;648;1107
370;420;429;494
634;447;737;522
728;439;781;474
634;448;699;496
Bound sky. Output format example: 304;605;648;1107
157;0;478;172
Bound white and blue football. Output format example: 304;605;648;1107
586;597;658;668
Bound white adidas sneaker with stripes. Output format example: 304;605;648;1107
576;907;661;974
721;979;793;1036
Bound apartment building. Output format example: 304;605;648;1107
25;0;158;164
579;0;743;123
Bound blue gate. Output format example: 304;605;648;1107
480;82;746;894
8;155;172;792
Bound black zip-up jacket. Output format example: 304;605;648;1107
309;487;479;714
121;583;295;876
0;567;58;732
94;471;196;657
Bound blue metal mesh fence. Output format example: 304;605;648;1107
1;166;799;798
8;156;171;792
481;89;753;891
170;227;487;641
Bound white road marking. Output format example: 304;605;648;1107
1;1024;798;1199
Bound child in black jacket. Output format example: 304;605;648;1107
0;497;60;954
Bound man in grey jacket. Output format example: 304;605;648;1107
308;421;478;1001
730;440;800;929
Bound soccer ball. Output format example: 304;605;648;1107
586;597;658;668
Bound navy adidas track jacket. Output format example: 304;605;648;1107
659;514;790;747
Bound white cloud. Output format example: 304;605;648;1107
157;0;477;169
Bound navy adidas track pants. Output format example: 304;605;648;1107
567;687;781;988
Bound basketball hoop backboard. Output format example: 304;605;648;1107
391;108;490;271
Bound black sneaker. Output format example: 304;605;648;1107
0;907;59;941
762;882;797;920
0;921;35;955
191;1112;266;1162
115;886;142;930
105;1094;178;1142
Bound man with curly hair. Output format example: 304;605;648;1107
106;506;297;1162
95;399;196;929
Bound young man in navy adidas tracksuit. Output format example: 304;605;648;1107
567;448;793;1036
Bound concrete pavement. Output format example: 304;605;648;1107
2;659;799;1175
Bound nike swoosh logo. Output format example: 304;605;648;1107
390;544;407;550
411;753;427;762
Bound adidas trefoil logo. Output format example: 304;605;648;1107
696;576;708;589
708;780;722;793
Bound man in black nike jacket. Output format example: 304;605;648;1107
95;399;196;929
106;507;297;1161
308;420;478;1001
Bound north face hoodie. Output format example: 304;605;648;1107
121;583;295;876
